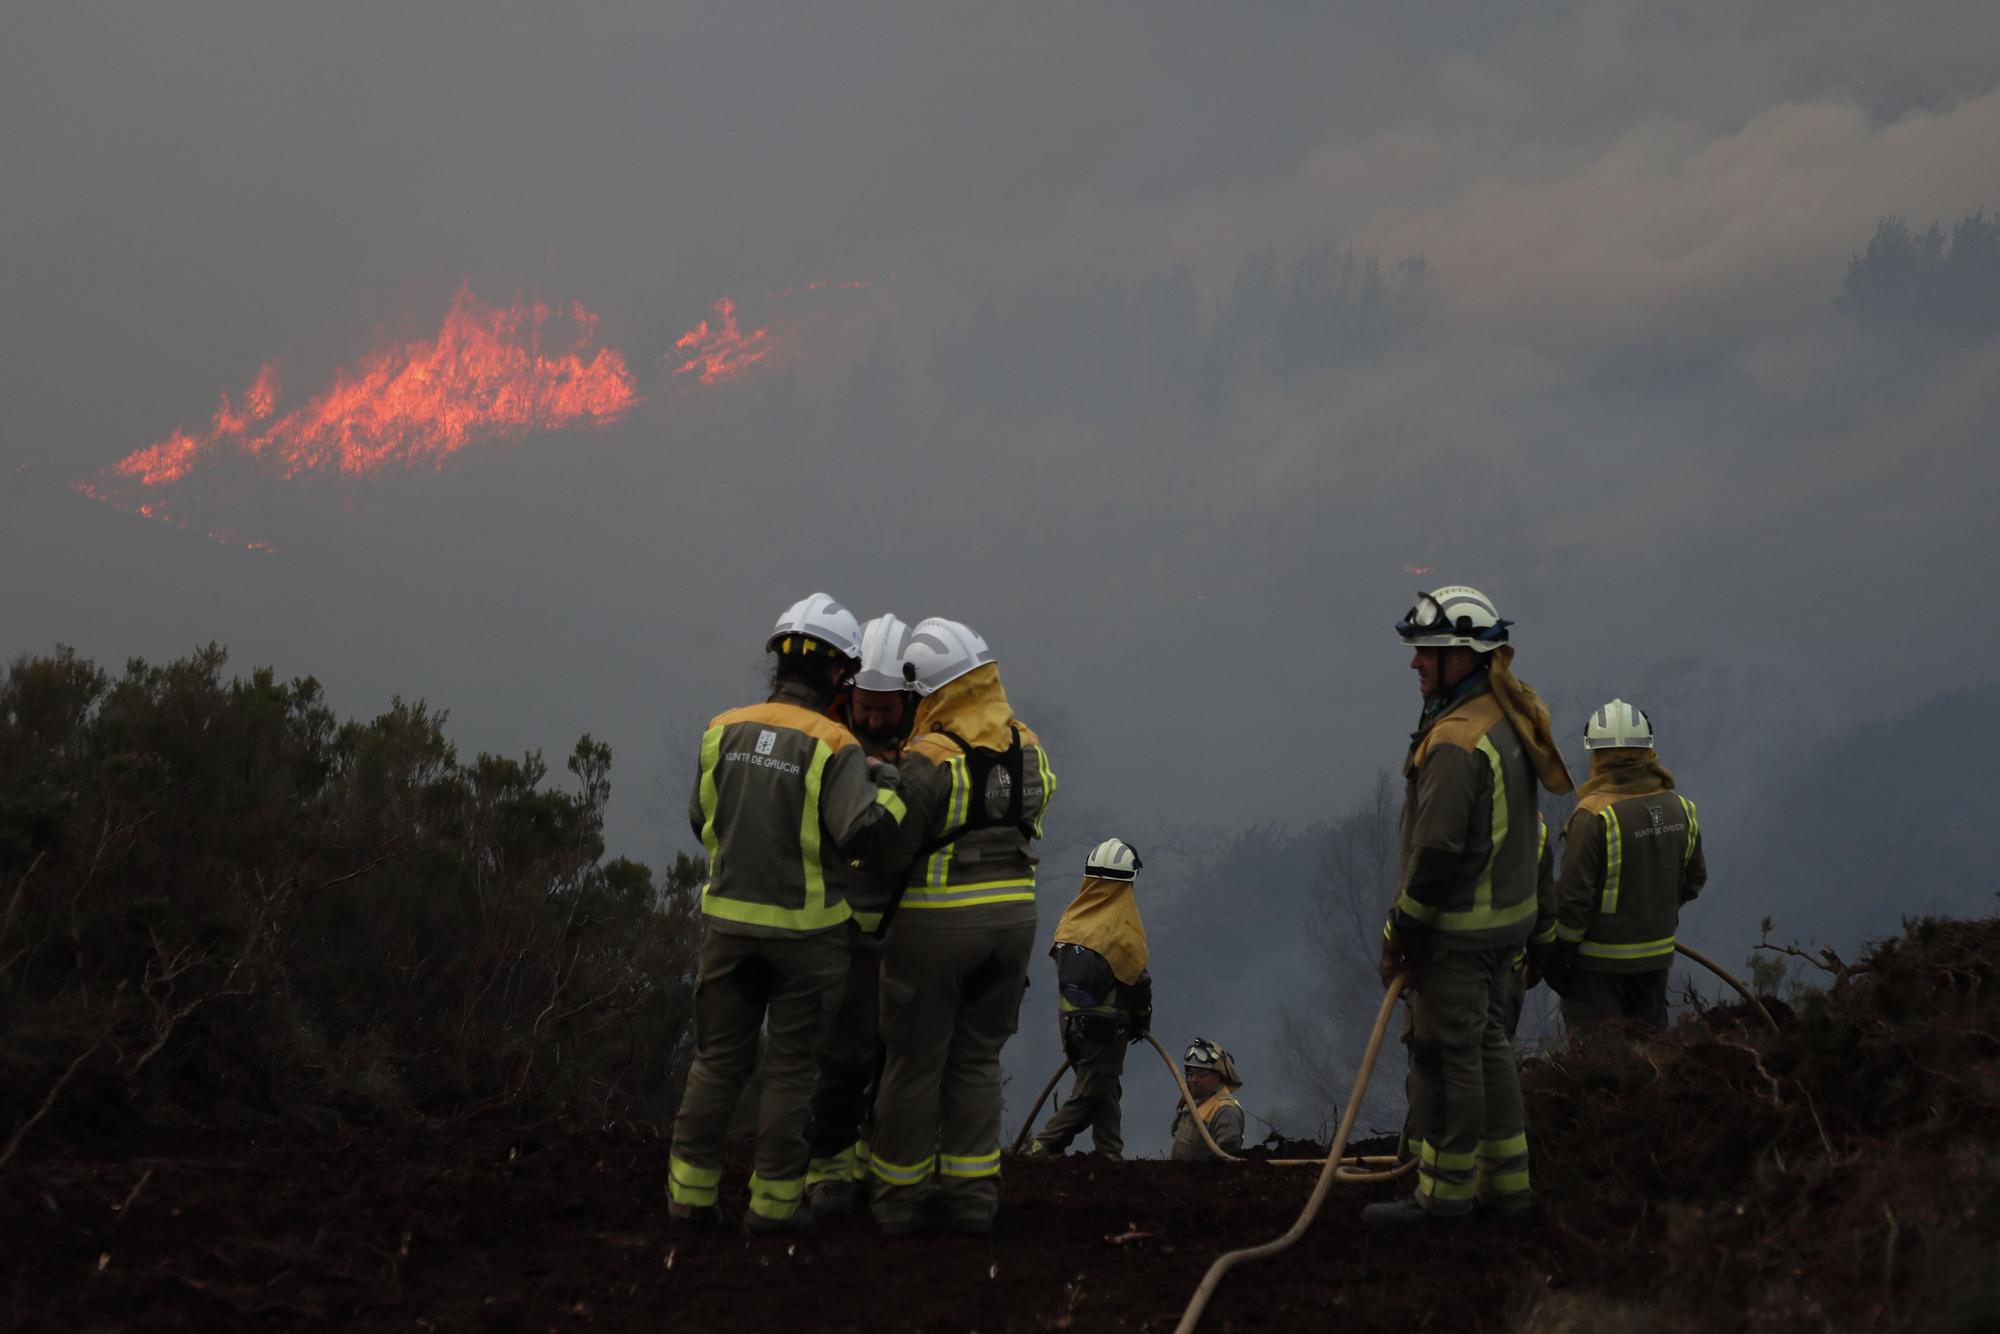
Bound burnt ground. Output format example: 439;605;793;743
7;917;2000;1332
5;1127;1549;1333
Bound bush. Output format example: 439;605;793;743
0;645;700;1160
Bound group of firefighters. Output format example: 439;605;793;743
666;582;1705;1235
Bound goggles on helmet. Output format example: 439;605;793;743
1395;592;1511;644
1184;1038;1224;1070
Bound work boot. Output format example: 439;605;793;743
878;1187;952;1238
666;1204;722;1231
1024;1140;1059;1158
805;1179;858;1221
743;1207;814;1237
1361;1197;1465;1228
952;1214;995;1236
1094;1149;1123;1164
1475;1196;1537;1226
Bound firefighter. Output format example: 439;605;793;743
1366;585;1574;1227
1543;700;1707;1035
868;618;1055;1237
1170;1039;1245;1162
1026;837;1153;1161
666;594;910;1235
804;614;917;1219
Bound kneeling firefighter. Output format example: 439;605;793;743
1027;837;1153;1160
1170;1039;1245;1162
804;614;917;1218
666;594;909;1235
868;618;1056;1236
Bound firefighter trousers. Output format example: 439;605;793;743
869;909;1035;1229
667;926;847;1224
1034;1021;1126;1157
807;926;883;1186
1404;944;1531;1217
1561;966;1669;1036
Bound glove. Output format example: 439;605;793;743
1128;1010;1153;1044
1541;942;1578;997
1380;917;1423;989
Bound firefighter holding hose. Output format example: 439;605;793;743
1026;837;1153;1161
1368;585;1573;1226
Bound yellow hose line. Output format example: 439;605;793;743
1675;941;1780;1031
1171;974;1408;1334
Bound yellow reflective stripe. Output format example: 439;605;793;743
1537;815;1548;862
938;1150;1001;1179
1479;1133;1527;1159
870;1153;935;1186
1469;736;1510;920
807;1148;856;1185
697;735;851;931
900;878;1037;909
1435;893;1536;933
747;1172;804;1220
1600;807;1623;915
1553;921;1586;943
854;1140;871;1181
696;725;724;866
1679;795;1699;865
1032;745;1057;839
1429;1147;1476;1171
1578;936;1676;961
875;785;907;824
668;1155;721;1207
925;756;970;888
1483;1169;1532;1196
851;910;883;933
1393;891;1439;925
1529;921;1557;945
801;740;830;917
1428;736;1533;934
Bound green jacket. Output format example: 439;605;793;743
688;680;908;937
1391;677;1542;951
1553;789;1706;972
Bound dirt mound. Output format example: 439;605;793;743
4;916;1996;1331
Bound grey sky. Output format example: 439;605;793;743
6;6;1997;1145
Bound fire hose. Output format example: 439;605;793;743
1674;942;1779;1031
1010;1031;1414;1181
1171;973;1409;1334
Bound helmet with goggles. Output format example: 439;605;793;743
1183;1038;1243;1088
1395;585;1511;653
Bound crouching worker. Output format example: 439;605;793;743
666;594;909;1236
1170;1039;1244;1162
1027;838;1152;1161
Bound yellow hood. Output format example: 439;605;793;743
1486;646;1575;796
1575;748;1676;813
1052;876;1149;985
908;663;1032;759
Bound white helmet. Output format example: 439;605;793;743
853;614;915;694
903;617;992;696
1084;836;1142;880
1183;1038;1242;1086
767;593;863;662
1584;698;1654;750
1395;585;1511;653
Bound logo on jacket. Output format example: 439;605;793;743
755;729;777;756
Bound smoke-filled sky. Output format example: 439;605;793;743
6;0;1998;1008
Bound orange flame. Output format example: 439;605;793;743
670;298;777;386
92;284;640;496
